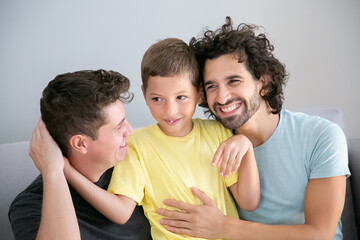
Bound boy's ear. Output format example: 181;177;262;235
259;74;271;96
197;87;204;105
69;135;89;154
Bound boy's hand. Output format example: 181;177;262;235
212;134;253;177
29;119;64;174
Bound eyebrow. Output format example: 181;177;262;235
204;75;243;86
226;74;243;80
115;118;126;129
149;90;189;96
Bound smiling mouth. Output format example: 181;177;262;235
120;142;127;148
220;103;241;113
165;118;180;125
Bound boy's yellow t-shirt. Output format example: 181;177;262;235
108;119;239;240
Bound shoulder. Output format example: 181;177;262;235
282;109;344;137
194;118;227;130
8;175;43;240
282;109;347;153
127;125;156;144
9;175;43;210
194;118;232;139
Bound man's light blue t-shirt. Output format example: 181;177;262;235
237;109;350;239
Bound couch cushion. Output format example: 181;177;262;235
349;138;360;238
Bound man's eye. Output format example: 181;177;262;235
229;79;240;84
206;85;216;91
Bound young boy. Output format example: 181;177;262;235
64;38;260;239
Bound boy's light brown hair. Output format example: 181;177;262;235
141;38;199;91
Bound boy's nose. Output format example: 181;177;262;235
164;101;178;116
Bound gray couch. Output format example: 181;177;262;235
1;109;359;240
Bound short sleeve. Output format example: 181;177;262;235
309;123;350;179
224;172;238;187
107;145;146;204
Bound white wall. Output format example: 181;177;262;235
1;0;359;143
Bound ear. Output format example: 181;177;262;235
259;74;271;96
197;87;204;105
69;135;89;154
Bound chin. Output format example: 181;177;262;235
118;152;127;162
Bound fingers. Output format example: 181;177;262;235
157;207;189;221
211;146;223;166
216;135;254;177
165;225;194;237
162;199;194;213
214;141;241;177
157;206;193;232
158;215;196;237
29;119;41;158
191;187;216;206
220;149;237;177
232;154;243;174
160;217;191;229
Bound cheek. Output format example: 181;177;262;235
148;106;162;120
205;92;216;106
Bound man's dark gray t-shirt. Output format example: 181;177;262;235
8;168;152;239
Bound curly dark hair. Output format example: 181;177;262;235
40;69;133;157
190;16;288;117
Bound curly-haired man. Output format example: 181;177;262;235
158;17;349;240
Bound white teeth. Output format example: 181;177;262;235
221;105;237;113
121;142;126;147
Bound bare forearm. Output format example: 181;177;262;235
231;150;260;211
65;166;135;224
37;170;80;240
222;217;333;240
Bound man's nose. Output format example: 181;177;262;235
124;120;134;136
216;86;231;105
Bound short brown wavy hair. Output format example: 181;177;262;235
141;38;199;91
190;16;288;117
40;69;133;157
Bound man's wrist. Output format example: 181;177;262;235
220;215;239;239
42;167;65;181
223;216;249;240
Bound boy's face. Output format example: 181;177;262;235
142;74;201;137
86;100;134;169
203;53;263;130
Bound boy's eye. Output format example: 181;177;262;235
177;95;186;100
152;97;162;102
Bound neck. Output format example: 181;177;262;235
69;153;104;183
234;102;280;147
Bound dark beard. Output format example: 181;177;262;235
212;91;260;130
215;111;252;130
